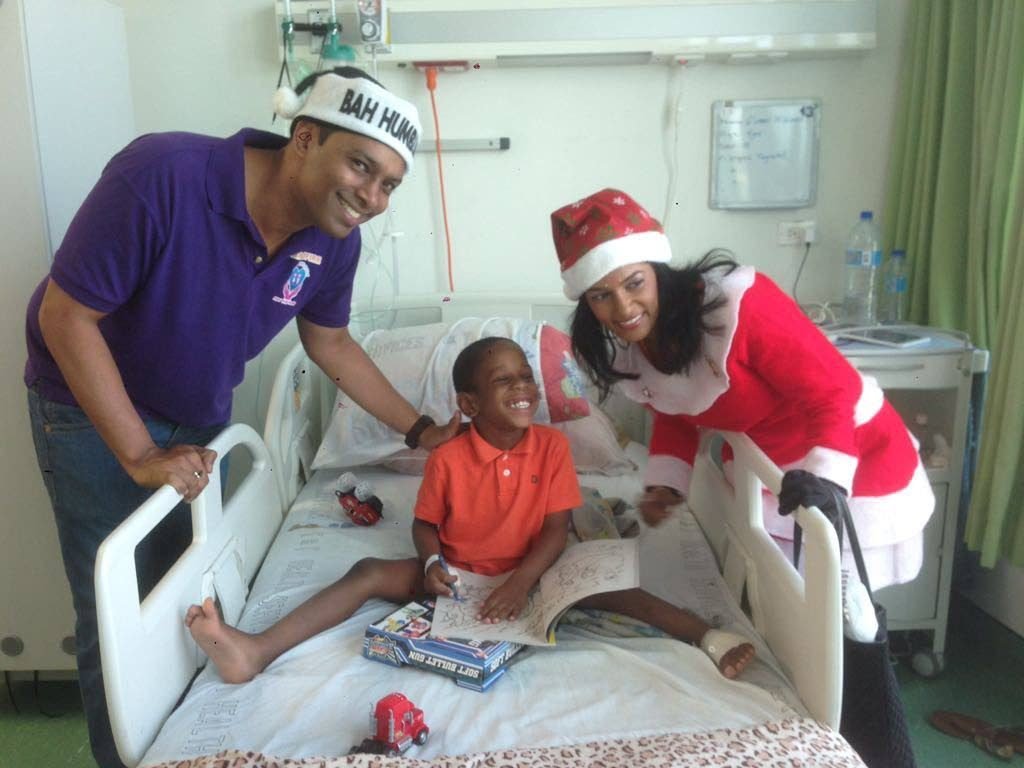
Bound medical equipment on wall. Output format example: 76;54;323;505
356;0;387;45
274;0;877;68
276;0;358;101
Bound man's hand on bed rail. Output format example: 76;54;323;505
778;470;847;523
127;443;217;502
638;485;685;527
416;411;463;450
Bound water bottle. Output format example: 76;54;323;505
881;249;908;323
842;211;882;325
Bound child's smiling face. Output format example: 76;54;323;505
458;341;539;441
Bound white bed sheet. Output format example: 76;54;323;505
140;444;807;766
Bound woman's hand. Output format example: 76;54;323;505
778;470;847;523
478;577;529;623
637;485;684;527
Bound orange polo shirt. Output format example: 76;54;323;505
414;423;582;576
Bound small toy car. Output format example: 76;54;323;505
334;473;383;526
349;692;429;756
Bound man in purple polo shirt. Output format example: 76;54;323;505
24;66;458;768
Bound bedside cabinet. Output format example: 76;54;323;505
838;327;988;675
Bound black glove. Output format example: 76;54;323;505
778;469;847;523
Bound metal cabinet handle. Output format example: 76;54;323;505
855;363;927;374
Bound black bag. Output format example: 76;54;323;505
793;488;917;768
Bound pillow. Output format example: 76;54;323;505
311;317;590;472
540;324;591;422
552;406;638;476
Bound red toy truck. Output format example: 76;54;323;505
349;692;429;756
335;474;384;526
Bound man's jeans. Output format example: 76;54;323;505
27;388;223;768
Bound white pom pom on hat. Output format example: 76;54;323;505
273;86;304;119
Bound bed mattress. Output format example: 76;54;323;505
140;444;807;765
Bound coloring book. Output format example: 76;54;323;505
429;538;639;646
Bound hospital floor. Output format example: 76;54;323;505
1;592;1021;768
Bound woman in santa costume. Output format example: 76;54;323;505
551;188;934;589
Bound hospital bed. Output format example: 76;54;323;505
95;294;860;768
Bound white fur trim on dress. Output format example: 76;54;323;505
762;459;934;548
853;374;885;426
644;454;693;496
614;266;755;417
561;230;671;300
798;447;859;496
760;462;934;587
273;73;421;170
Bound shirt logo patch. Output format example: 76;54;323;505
273;262;311;307
291;251;323;265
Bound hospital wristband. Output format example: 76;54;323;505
423;554;442;576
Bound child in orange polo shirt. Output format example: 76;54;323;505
185;337;754;683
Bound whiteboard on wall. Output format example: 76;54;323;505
709;99;820;210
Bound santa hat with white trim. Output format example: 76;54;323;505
274;67;421;171
551;188;672;300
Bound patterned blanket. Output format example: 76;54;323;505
145;717;865;768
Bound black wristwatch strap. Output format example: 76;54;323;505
404;414;435;449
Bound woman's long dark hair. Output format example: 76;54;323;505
571;250;739;401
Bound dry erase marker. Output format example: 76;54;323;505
438;554;462;601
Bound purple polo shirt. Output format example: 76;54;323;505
24;129;360;427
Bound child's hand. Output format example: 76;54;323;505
425;562;460;598
478;579;528;623
637;486;684;527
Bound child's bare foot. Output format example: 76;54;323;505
699;629;756;679
185;598;264;684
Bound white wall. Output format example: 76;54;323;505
120;0;909;311
0;0;77;670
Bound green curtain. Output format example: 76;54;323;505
884;0;1024;567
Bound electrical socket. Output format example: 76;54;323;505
777;220;816;245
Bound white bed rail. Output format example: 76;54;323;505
95;423;285;767
263;341;324;509
689;430;843;728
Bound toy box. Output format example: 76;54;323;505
362;600;523;692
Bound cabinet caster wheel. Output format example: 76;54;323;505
911;650;944;678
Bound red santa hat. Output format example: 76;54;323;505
551;188;672;300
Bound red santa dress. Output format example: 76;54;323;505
615;265;934;588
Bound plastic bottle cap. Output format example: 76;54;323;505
891;250;906;258
860;211;873;220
